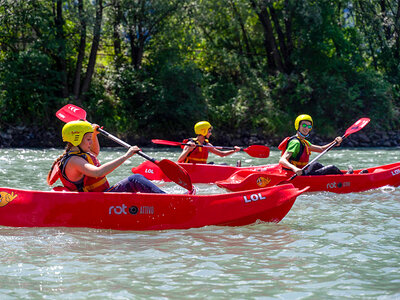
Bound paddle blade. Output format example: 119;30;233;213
56;104;87;123
151;139;182;146
243;145;270;158
157;159;193;191
344;118;370;137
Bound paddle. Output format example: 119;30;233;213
56;104;193;191
287;117;370;181
151;139;270;158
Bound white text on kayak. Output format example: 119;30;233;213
243;193;266;203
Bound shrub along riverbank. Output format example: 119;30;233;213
1;124;399;149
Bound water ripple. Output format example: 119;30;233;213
0;148;400;299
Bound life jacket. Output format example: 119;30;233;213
182;138;209;163
278;135;311;168
49;151;110;192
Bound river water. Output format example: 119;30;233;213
0;147;399;299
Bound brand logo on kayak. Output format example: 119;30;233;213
391;168;400;176
243;193;266;203
0;191;17;207
256;176;271;188
326;182;350;189
145;168;154;174
109;205;154;215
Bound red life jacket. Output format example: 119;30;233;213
278;136;311;168
50;151;110;192
183;138;209;163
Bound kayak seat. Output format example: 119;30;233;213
52;186;72;192
373;168;385;173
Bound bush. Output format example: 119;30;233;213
0;50;63;126
113;63;206;137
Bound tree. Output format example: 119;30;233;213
352;1;400;102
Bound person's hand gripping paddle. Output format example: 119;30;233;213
56;104;193;191
151;139;270;159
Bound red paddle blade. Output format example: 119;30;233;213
243;145;270;158
157;159;193;191
151;139;182;146
344;118;370;137
56;104;87;123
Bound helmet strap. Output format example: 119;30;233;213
78;145;85;153
197;135;206;143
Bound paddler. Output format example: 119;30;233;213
177;121;240;164
47;120;165;193
279;114;353;176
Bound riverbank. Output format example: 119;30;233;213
1;124;399;148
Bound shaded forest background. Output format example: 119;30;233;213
0;0;399;147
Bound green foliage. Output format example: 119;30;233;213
0;51;63;125
0;0;399;142
113;61;206;136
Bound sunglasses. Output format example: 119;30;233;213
301;123;312;129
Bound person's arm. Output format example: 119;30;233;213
207;143;240;157
69;146;140;178
177;141;196;163
310;136;342;153
90;124;101;156
279;151;303;175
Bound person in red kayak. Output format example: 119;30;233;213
47;120;165;193
177;121;240;164
279;114;353;176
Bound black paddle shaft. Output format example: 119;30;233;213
98;128;156;163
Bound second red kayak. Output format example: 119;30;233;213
216;162;400;193
132;160;280;183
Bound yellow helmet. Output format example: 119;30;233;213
194;121;212;136
62;120;93;146
294;114;313;131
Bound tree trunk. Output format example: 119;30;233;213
229;0;258;69
111;0;123;98
394;0;400;60
73;0;86;104
249;0;284;73
129;27;144;70
112;0;123;69
269;6;294;73
80;0;103;100
54;0;69;98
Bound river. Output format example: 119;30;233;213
0;147;399;299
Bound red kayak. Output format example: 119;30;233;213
0;184;306;231
217;162;400;193
132;160;280;183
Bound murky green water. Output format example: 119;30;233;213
0;147;399;299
